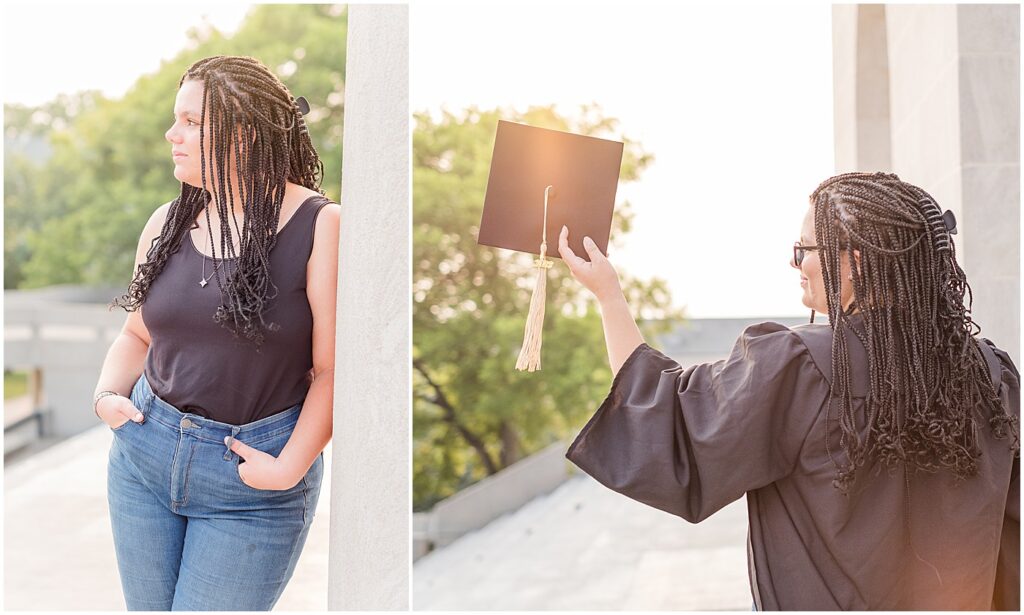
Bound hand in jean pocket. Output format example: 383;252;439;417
227;435;303;490
98;394;145;430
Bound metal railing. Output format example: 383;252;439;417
4;406;50;456
5;285;126;440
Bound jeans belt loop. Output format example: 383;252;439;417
223;425;242;461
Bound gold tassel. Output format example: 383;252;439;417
516;185;555;372
516;251;552;371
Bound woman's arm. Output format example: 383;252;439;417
228;203;340;489
566;322;824;522
279;203;341;476
93;327;150;425
93;204;169;427
557;226;644;375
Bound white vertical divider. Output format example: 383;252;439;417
329;4;410;610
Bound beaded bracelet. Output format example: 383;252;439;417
93;391;121;418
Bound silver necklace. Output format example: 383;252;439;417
198;210;246;287
199;230;223;288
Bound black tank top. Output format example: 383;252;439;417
142;194;332;425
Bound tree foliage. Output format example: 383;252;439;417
413;105;681;510
4;4;346;289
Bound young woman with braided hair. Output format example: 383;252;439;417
561;171;1019;610
91;55;341;610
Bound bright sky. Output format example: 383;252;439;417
411;1;835;318
2;2;252;107
3;1;837;318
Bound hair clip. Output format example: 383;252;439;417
920;196;956;253
295;96;310;115
941;209;957;235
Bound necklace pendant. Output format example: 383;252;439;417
199;278;208;288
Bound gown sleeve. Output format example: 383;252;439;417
987;341;1020;611
566;321;829;523
993;454;1020;611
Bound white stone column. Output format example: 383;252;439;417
832;4;1019;363
885;4;1019;362
831;4;859;172
955;4;1020;364
831;4;891;173
329;4;410;610
885;5;963;232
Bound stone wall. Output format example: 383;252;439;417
832;4;1019;362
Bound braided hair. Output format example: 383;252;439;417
810;171;1019;494
110;55;324;351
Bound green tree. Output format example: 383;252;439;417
413;105;681;510
4;4;346;289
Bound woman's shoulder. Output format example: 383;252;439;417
283;185;338;238
784;320;870;395
140;200;175;244
311;198;340;235
291;186;338;222
786;321;834;352
306;193;340;266
976;337;1018;393
726;321;826;379
729;320;817;353
288;183;333;206
728;320;815;365
152;199;175;225
737;320;825;352
309;190;340;233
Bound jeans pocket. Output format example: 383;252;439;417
233;459;257;489
300;453;325;524
233;459;307;494
112;377;147;432
234;457;269;490
109;415;133;432
232;430;297;492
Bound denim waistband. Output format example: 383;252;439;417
134;371;303;446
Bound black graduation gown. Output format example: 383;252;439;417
567;314;1020;610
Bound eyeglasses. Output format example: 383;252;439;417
792;242;820;267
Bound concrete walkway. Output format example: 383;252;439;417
414;473;752;611
3;423;330;611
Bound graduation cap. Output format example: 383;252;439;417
478;120;624;371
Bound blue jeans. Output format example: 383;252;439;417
106;372;324;611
